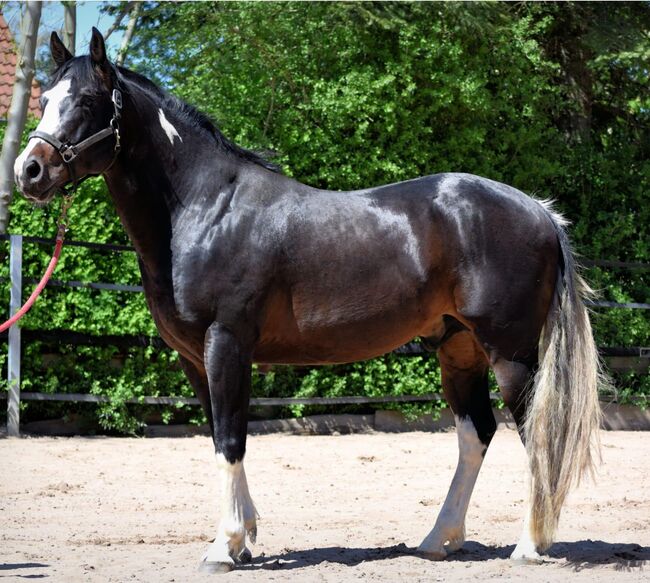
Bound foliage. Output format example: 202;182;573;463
1;2;648;432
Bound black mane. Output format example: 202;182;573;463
50;57;280;173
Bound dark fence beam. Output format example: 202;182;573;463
0;330;647;359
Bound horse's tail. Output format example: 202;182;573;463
524;202;604;551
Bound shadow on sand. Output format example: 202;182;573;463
0;562;50;579
240;540;649;572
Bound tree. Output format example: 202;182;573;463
62;1;76;56
104;1;136;42
1;2;646;432
116;1;141;66
0;0;42;233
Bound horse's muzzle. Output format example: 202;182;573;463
15;146;68;204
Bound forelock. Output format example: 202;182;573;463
47;56;107;93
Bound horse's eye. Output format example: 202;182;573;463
79;96;94;108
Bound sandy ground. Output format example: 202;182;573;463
1;429;649;582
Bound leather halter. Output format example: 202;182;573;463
29;88;123;189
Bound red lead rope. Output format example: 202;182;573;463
0;195;73;333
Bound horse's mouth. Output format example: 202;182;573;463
22;183;61;206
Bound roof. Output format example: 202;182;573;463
0;13;42;120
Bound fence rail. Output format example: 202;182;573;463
2;233;649;436
16;391;451;406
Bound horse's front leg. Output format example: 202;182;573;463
199;323;257;574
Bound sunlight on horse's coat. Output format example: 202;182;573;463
418;416;486;559
14;79;72;185
202;453;257;572
158;108;183;145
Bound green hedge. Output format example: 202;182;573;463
1;2;648;432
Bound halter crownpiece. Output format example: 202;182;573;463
28;87;123;188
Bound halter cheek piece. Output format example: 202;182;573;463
28;88;123;190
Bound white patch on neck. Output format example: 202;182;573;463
158;108;183;145
14;79;72;181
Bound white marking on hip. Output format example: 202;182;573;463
203;453;257;565
158;108;183;145
14;79;72;184
418;415;486;557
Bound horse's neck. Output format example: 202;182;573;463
103;92;230;280
103;104;186;279
103;164;174;283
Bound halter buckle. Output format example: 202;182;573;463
60;144;78;163
112;89;122;115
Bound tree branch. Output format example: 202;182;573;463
116;2;141;67
104;1;135;42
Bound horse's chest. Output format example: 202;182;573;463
142;279;205;361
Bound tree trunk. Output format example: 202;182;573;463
104;1;135;41
0;1;43;234
62;1;76;55
116;2;141;66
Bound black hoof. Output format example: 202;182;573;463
237;548;252;564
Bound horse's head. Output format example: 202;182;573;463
14;28;122;204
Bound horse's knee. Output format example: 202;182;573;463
216;436;246;463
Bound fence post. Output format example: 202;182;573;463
7;234;22;437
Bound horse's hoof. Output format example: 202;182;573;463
445;537;465;553
417;546;447;561
511;553;544;566
237;548;252;564
198;558;235;574
510;542;543;565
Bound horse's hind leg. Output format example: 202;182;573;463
491;357;541;562
418;330;495;559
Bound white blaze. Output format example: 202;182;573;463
158;108;183;145
14;79;72;183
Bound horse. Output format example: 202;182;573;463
14;29;603;573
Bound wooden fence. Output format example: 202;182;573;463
2;233;649;436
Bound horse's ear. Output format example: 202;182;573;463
90;26;108;67
89;26;113;85
50;32;73;68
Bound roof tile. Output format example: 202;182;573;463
0;13;42;119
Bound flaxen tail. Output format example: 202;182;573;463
525;203;605;551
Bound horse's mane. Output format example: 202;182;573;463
49;57;280;173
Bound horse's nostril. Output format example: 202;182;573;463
25;159;42;180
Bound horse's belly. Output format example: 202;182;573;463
252;289;450;365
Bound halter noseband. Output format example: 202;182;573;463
29;88;123;189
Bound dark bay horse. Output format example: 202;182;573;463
14;29;603;572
